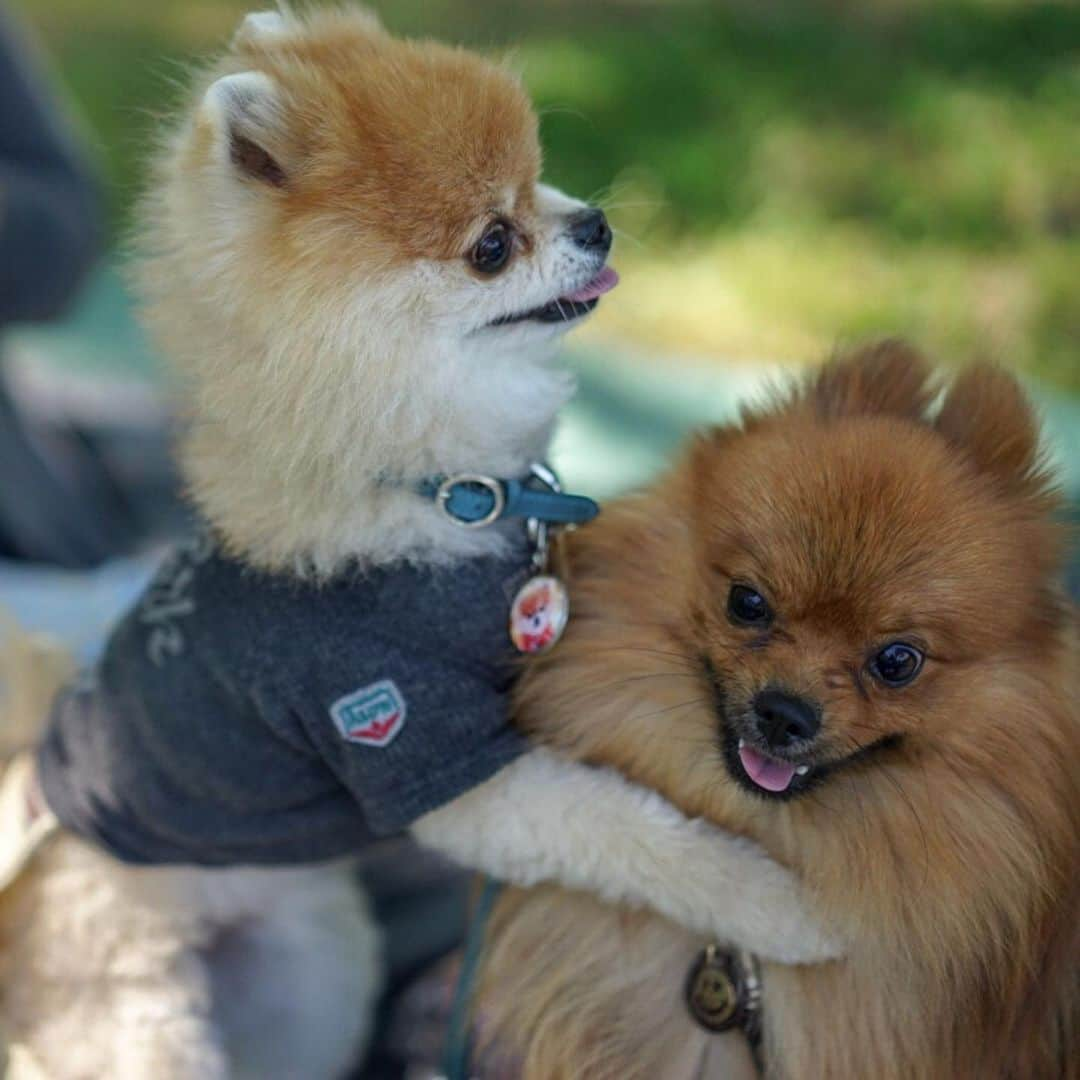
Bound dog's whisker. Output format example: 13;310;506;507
574;670;707;695
609;227;645;250
575;644;697;667
538;104;590;124
628;697;710;723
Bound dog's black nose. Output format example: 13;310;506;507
753;690;820;750
568;208;612;254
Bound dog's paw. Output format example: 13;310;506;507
662;819;843;965
724;863;842;965
698;841;843;965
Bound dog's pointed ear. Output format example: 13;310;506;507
200;71;289;188
683;425;743;512
810;340;934;421
935;364;1046;494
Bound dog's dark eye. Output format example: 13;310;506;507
869;642;924;687
727;585;772;627
470;221;513;275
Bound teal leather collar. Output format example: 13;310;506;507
416;465;598;529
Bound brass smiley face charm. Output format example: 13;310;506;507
685;945;740;1033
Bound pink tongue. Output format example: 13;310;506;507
738;744;797;793
562;266;619;303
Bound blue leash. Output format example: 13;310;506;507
442;877;503;1080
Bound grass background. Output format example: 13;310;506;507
16;0;1080;390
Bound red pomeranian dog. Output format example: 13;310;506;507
476;343;1079;1079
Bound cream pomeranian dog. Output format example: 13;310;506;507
0;8;836;1080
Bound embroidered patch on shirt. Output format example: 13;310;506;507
330;680;407;748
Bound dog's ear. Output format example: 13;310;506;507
935;364;1048;495
200;71;289;188
809;340;934;421
682;425;744;523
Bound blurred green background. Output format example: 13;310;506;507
15;0;1080;391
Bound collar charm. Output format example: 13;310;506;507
417;463;589;655
509;465;572;654
685;943;763;1042
509;574;569;654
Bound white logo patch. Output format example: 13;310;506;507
330;680;407;748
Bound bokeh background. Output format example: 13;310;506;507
3;0;1079;596
17;0;1080;383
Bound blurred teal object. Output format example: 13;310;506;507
0;554;157;662
6;262;159;380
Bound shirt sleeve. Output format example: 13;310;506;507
284;637;529;837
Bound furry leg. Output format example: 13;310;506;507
96;973;231;1080
3;946;229;1080
206;869;381;1080
413;748;840;964
0;845;378;1080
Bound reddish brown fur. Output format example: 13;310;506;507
481;343;1080;1078
214;10;540;266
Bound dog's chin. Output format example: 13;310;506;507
720;724;903;802
488;295;600;329
481;265;619;333
481;301;598;340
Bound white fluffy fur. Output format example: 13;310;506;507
0;10;835;1077
0;828;379;1080
142;84;589;572
414;749;839;965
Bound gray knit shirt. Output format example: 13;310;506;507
36;529;531;865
